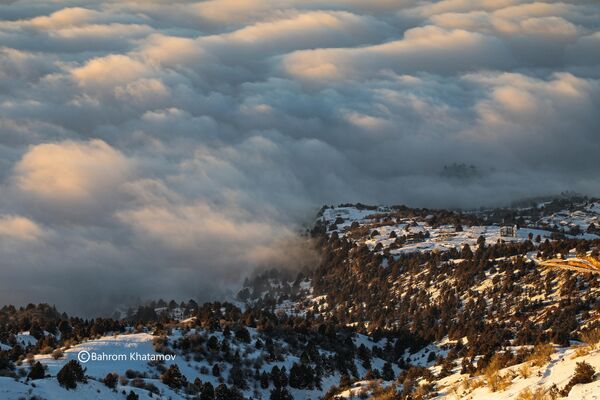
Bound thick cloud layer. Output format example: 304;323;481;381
0;0;599;314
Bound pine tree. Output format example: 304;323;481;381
382;361;395;381
230;365;246;389
161;364;186;389
27;361;45;380
260;371;270;389
57;360;86;390
215;383;231;400
201;382;215;400
270;387;293;400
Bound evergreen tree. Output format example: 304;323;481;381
230;365;246;389
270;387;293;400
27;361;45;380
161;364;186;389
201;382;215;400
57;360;86;390
382;362;395;381
215;383;231;400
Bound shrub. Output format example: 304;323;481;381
103;372;118;389
561;361;596;396
486;371;512;392
413;383;435;399
516;386;552;400
581;328;600;349
571;345;591;359
527;344;554;367
370;386;399;400
51;349;64;360
483;354;513;392
126;391;139;400
518;363;531;379
125;369;141;379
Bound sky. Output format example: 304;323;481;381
0;0;599;315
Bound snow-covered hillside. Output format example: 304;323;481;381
436;344;600;400
1;326;402;400
3;198;600;399
320;201;600;257
332;343;600;399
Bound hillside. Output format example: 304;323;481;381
2;198;600;399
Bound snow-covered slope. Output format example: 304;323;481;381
436;345;600;400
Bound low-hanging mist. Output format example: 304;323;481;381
0;0;599;315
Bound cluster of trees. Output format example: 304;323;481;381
306;230;600;361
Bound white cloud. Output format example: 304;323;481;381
0;215;44;241
13;139;132;205
281;26;513;81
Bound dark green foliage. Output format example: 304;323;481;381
200;382;215;400
289;362;316;389
126;390;139;400
270;386;293;400
234;327;251;343
27;361;45;380
229;365;246;389
382;361;395;381
57;360;86;390
161;364;186;389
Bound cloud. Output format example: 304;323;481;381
281;26;513;81
11;139;132;222
0;0;598;315
0;215;44;241
72;54;154;89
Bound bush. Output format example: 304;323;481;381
581;328;600;349
484;355;512;392
103;372;118;389
125;369;141;379
370;386;399;400
486;371;512;392
527;344;554;367
51;349;63;360
126;391;139;400
518;363;531;379
516;386;553;400
561;361;596;396
413;383;435;399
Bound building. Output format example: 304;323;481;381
500;224;518;237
